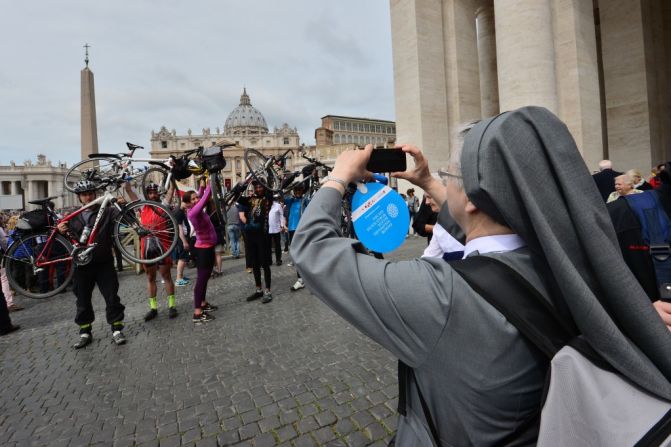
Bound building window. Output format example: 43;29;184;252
161;141;168;149
334;134;340;144
283;137;289;145
346;122;351;131
334;122;340;131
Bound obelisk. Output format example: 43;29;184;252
81;43;99;160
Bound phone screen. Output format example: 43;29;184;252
366;148;407;173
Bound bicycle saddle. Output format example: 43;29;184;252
28;196;58;206
126;142;144;150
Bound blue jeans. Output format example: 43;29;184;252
227;225;241;257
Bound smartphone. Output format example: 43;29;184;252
366;148;407;173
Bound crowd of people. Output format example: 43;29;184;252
0;176;314;347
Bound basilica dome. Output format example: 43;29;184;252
224;88;269;135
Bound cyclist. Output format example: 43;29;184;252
57;180;126;349
185;178;219;323
285;184;310;291
173;195;193;286
239;181;273;303
125;182;177;321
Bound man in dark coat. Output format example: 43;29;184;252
592;159;622;201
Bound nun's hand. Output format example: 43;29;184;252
331;144;374;184
653;300;671;331
392;145;432;189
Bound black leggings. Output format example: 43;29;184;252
270;233;282;263
253;265;271;290
192;246;215;309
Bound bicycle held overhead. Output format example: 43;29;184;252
3;167;179;299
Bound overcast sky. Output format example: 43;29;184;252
0;0;394;167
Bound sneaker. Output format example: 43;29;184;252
287;262;294;267
275;260;282;266
246;290;264;302
0;324;20;336
283;249;288;253
168;307;178;319
175;278;190;286
290;279;305;291
144;309;158;322
192;313;215;323
262;290;273;304
160;279;165;284
246;268;252;274
112;331;126;345
202;303;218;312
73;333;92;349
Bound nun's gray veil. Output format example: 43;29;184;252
461;106;671;399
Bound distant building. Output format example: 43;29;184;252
316;115;396;148
0;155;78;210
150;89;303;191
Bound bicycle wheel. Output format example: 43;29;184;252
141;166;179;209
244;148;283;192
4;232;74;299
113;200;178;264
64;157;121;192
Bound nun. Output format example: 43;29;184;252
291;107;671;445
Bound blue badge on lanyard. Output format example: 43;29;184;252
351;182;410;253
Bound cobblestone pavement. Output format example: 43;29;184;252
0;237;428;447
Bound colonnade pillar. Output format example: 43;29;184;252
476;2;499;118
494;0;558;113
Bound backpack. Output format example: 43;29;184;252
16;209;50;231
398;256;671;446
625;191;671;300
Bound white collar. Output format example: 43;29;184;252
462;234;526;258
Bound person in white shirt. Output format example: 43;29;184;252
268;194;286;266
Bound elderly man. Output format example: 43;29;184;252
292;107;671;445
593;159;622;201
607;174;644;203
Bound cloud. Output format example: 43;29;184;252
0;0;394;166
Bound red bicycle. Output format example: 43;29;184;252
3;174;178;299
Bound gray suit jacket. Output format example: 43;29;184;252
292;188;548;446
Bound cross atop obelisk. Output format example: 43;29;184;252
81;43;99;160
84;43;90;67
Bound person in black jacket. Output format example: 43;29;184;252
592;160;622;201
412;194;438;243
57;180;126;349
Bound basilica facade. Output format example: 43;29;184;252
149;89;303;191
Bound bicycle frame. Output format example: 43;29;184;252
34;192;122;269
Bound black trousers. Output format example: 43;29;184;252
270;233;282;263
73;260;125;333
0;287;12;332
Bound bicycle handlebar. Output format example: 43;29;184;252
301;153;332;171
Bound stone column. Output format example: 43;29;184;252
551;0;603;170
442;0;482;151
494;0;558;113
391;0;451;174
23;180;33;209
599;0;654;173
476;2;499;118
